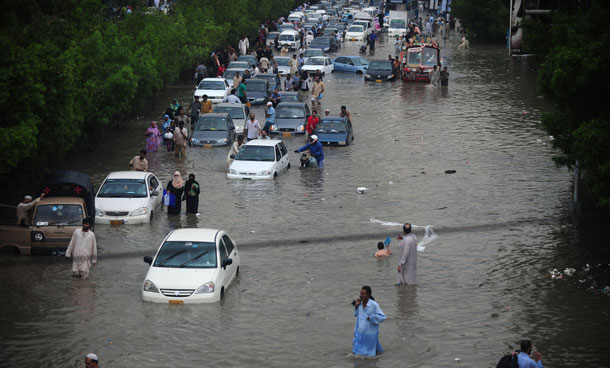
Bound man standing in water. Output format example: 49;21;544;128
396;223;418;285
352;286;386;357
65;217;97;280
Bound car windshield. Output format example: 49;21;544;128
98;179;148;198
276;58;290;66
311;39;329;46
348;26;364;32
237;56;255;64
195;117;228;131
304;49;323;57
352;57;368;65
279;34;295;41
279;93;299;102
234;146;275;162
369;62;393;71
305;58;325;65
33;204;83;226
198;81;226;90
422;47;438;66
315;120;347;133
247;83;266;92
407;48;421;64
153;241;217;269
277;106;305;118
215;106;244;119
390;19;406;28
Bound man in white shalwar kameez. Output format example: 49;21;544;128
396;223;417;285
66;218;97;280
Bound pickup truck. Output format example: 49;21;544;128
0;171;95;255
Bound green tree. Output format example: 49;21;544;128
452;0;508;42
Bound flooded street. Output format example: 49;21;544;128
2;34;609;367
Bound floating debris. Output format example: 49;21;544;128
357;187;367;194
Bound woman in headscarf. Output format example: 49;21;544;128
146;121;161;152
182;173;200;214
165;171;184;215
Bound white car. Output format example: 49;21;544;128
301;56;334;75
95;171;163;224
142;228;240;304
194;78;231;103
227;139;290;180
278;30;300;50
345;25;366;41
274;56;291;76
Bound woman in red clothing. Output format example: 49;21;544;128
305;109;319;141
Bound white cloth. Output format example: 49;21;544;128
396;233;417;285
245;120;261;139
16;199;39;225
66;228;97;276
238;38;249;55
227;141;243;166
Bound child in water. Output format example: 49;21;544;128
374;241;391;258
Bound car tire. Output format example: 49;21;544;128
220;287;225;299
236;266;240;276
331;69;335;73
287;162;291;169
273;172;278;179
149;211;153;222
356;70;363;75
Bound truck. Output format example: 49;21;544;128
0;170;95;255
387;10;409;37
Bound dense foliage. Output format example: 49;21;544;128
0;0;297;192
451;0;508;42
523;1;610;209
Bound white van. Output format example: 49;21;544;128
277;30;299;50
288;12;303;23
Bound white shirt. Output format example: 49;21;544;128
246;119;261;139
223;94;241;103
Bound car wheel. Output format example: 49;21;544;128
149;211;153;222
287;162;291;169
331;69;335;73
236;266;240;276
220;287;225;299
273;172;278;179
356;70;363;75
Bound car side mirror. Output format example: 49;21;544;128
144;256;153;265
230;154;235;159
222;258;233;269
151;190;159;197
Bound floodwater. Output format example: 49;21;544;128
1;32;610;368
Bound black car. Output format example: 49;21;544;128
316;35;339;51
245;79;271;105
271;102;311;135
254;73;282;92
364;60;396;82
190;113;236;147
310;37;331;53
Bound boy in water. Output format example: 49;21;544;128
374;241;391;258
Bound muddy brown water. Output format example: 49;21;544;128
1;34;609;367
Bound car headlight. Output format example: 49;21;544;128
365;74;371;78
338;141;346;145
228;169;237;174
296;125;304;132
191;138;200;143
130;207;147;216
259;170;271;176
217;138;227;144
143;279;159;293
95;208;104;217
195;281;215;294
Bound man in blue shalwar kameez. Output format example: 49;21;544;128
352;286;386;357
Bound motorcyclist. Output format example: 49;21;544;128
294;134;324;168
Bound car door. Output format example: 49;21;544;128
149;175;162;209
334;57;345;71
217;236;230;289
221;234;238;284
279;142;290;171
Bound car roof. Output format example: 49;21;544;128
277;102;306;107
370;59;392;64
105;171;150;180
215;103;245;108
309;56;328;59
244;139;283;147
199;113;230;118
320;115;348;121
238;55;256;59
247;79;267;84
202;77;226;81
275;56;290;60
279;91;298;95
280;29;299;34
166;228;221;242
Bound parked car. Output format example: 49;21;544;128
213;103;247;134
194;78;231;103
245;79;271;105
364;60;396;81
142;228;240;304
254;73;281;92
301;56;334;75
275;56;291;76
345;25;365;41
95;171;163;224
278;30;300;50
270;102;310;135
227;139;290;180
309;37;331;53
228;61;250;70
313;116;354;146
303;48;324;64
237;55;257;70
222;68;247;85
190;113;236;147
266;31;280;47
333;55;369;74
278;91;302;102
316;35;339;51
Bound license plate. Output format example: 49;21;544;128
203;144;212;148
282;132;292;137
242;178;252;180
376;79;382;82
110;220;124;225
168;300;184;304
350;38;357;41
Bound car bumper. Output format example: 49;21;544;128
191;141;229;147
227;173;274;180
142;290;221;304
95;214;149;225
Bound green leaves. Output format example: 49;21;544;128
452;0;508;42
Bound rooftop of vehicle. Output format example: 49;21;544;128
105;171;149;180
166;228;221;242
244;139;283;147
